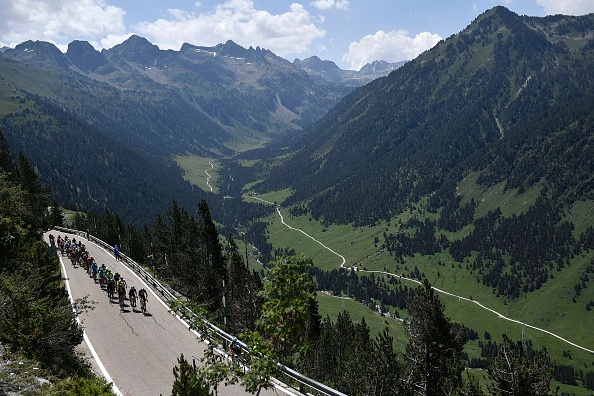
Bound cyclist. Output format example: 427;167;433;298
230;336;241;361
107;276;116;300
98;264;106;287
138;288;148;313
117;279;127;311
91;260;98;281
128;286;137;308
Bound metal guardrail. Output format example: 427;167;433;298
53;226;347;396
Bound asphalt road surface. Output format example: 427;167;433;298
45;231;289;396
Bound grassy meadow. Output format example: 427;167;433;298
177;155;594;391
251;183;594;389
175;155;219;193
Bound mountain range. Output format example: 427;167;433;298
0;35;401;223
293;56;407;86
258;6;594;226
2;4;594;392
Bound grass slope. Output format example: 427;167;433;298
176;157;594;391
175;155;219;193
247;184;594;391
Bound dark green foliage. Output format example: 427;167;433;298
384;218;449;258
458;373;486;396
449;197;574;298
47;377;114;396
403;279;466;395
238;256;319;394
49;199;64;227
0;130;14;174
225;235;263;334
487;334;554;396
0;241;83;372
370;328;403;396
144;200;227;314
0;130;104;391
585;370;594;390
258;8;594;232
1;95;200;226
171;354;210;396
256;256;318;364
553;364;579;386
196;200;227;312
311;267;412;309
300;311;398;395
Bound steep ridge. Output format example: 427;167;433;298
260;6;594;226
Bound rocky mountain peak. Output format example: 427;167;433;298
66;40;109;72
103;35;162;66
6;40;71;69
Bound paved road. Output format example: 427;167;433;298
46;231;286;396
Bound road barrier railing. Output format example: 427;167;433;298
53;226;347;396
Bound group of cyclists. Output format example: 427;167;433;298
51;233;246;368
54;234;148;314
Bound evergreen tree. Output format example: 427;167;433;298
225;235;262;334
49;198;64;227
370;327;403;396
0;129;15;174
0;144;99;392
16;153;51;234
151;213;171;279
337;317;374;395
196;199;226;312
171;354;210;396
0;171;28;267
487;334;553;396
403;279;466;396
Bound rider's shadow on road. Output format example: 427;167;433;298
128;307;152;316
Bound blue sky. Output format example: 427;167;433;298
1;0;593;70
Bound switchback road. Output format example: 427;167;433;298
247;195;594;355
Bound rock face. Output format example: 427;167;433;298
66;40;110;72
6;40;72;69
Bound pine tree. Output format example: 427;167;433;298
371;327;403;396
16;153;51;234
0;129;15;175
403;279;466;395
171;354;210;396
225;235;262;334
49;199;64;227
487;333;553;396
196;199;226;312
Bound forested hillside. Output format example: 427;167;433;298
237;5;594;302
0;132;113;394
0;36;350;225
212;8;594;392
259;6;594;226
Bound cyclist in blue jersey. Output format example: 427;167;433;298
91;260;98;281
